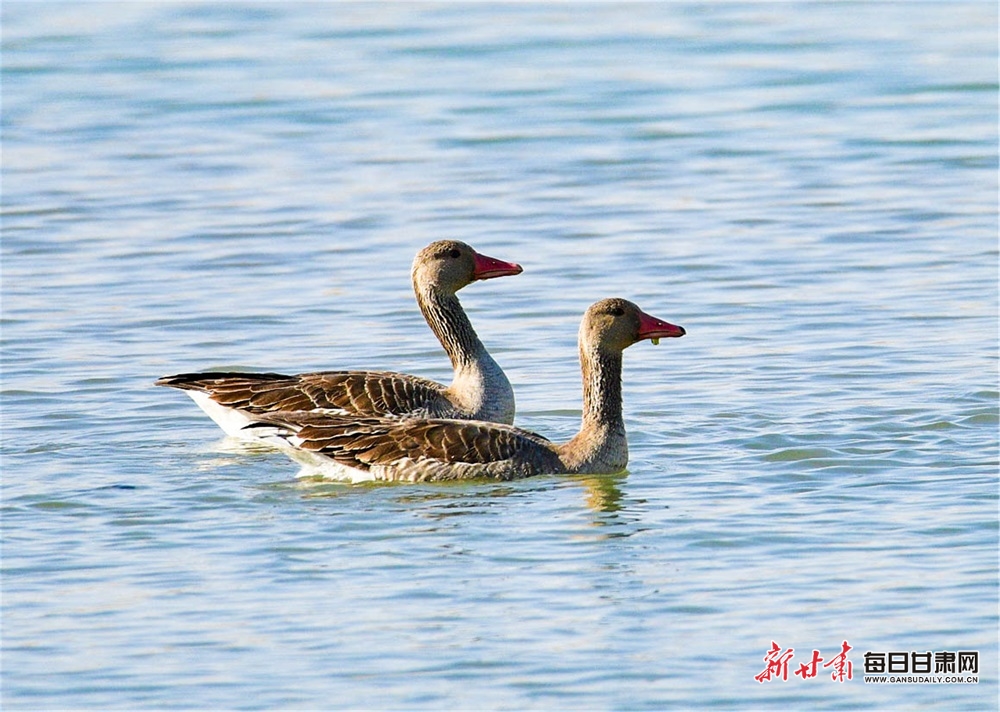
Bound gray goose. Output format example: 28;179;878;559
248;299;685;482
156;240;522;438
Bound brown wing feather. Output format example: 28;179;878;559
155;370;452;418
256;412;562;478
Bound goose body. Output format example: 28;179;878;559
250;299;685;482
157;241;522;437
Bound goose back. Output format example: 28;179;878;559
249;412;566;482
156;370;457;418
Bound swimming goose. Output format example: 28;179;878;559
248;298;685;482
156;240;522;438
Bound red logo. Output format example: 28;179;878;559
756;641;853;683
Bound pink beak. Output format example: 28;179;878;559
637;309;686;343
472;251;523;281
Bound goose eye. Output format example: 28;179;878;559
610;307;625;317
448;248;461;259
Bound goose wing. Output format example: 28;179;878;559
248;411;564;481
155;370;452;418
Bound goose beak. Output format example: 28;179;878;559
472;252;523;281
637;311;685;345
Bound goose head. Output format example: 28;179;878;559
580;298;686;355
412;240;523;295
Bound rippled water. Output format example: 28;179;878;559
3;3;997;709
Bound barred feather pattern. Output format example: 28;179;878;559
249;412;566;482
155;370;463;419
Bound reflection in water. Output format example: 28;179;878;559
578;474;626;514
210;437;277;456
393;484;521;506
397;484;524;521
288;471;634;527
241;451;643;539
192;436;284;473
576;473;650;540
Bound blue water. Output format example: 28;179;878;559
2;2;997;709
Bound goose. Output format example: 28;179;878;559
247;298;685;482
156;240;522;438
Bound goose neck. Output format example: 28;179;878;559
415;286;486;371
579;344;624;432
416;284;514;422
557;345;628;474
